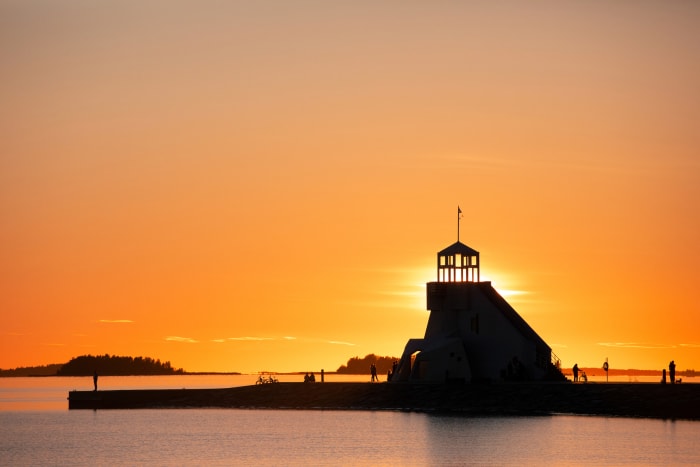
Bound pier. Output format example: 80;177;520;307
69;382;699;420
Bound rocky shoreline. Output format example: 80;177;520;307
68;382;699;420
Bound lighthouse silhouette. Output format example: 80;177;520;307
392;207;562;383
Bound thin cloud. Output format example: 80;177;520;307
165;336;198;343
216;336;353;346
497;290;530;298
379;289;423;298
336;298;417;310
598;342;676;349
679;343;700;348
227;336;274;341
327;340;356;346
99;319;134;324
430;152;655;176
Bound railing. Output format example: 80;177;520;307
551;351;561;369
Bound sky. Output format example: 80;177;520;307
2;0;699;373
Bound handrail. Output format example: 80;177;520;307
551;351;561;369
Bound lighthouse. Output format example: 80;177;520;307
392;208;560;383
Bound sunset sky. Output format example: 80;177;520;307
2;1;699;373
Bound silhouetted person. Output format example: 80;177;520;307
669;360;676;384
572;364;579;382
93;370;98;391
321;369;324;383
370;363;378;382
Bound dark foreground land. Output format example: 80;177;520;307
68;382;700;420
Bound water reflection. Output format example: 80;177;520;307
2;409;699;466
423;414;699;465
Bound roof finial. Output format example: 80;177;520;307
457;205;462;242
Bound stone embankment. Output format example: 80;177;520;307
68;382;699;420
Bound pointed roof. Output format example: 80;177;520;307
438;241;479;257
476;282;550;353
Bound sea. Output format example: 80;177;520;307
2;375;699;466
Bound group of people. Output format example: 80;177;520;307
303;372;316;382
370;361;399;382
571;364;586;383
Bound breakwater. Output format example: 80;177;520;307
68;382;699;420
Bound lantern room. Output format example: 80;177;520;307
437;241;480;282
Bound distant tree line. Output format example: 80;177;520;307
0;363;63;377
336;354;399;375
56;354;185;376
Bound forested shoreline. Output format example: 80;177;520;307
0;354;184;377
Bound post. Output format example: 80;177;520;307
603;358;609;382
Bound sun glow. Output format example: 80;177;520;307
479;270;528;298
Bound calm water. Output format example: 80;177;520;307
2;376;699;466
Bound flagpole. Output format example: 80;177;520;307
457;206;461;242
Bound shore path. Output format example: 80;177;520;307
68;382;699;420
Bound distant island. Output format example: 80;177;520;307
0;354;185;377
58;354;185;376
0;363;64;377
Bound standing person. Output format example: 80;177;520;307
572;364;579;383
669;360;676;384
93;370;98;391
370;363;377;382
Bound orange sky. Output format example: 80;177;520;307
2;1;699;373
